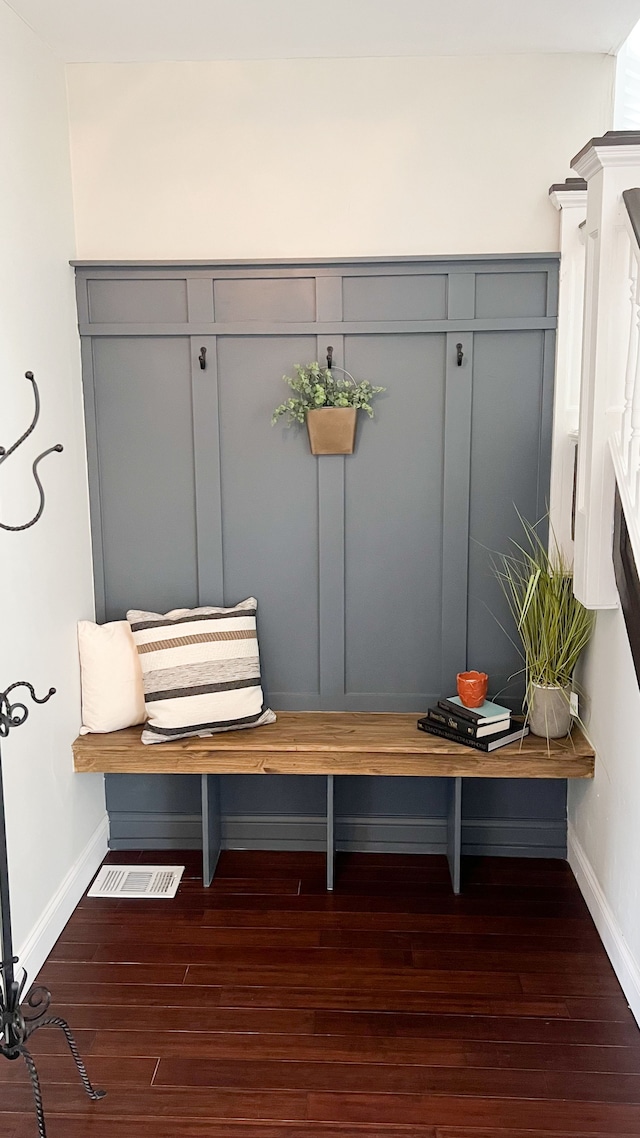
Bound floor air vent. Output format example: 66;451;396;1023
88;865;185;899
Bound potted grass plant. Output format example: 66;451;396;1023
272;362;384;454
493;515;594;739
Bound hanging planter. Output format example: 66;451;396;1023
305;407;357;455
271;357;384;456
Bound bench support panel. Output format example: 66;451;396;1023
197;772;463;893
446;776;463;894
201;774;221;887
326;774;335;891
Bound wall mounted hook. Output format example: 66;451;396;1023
456;343;464;367
326;346;334;370
198;346;207;370
0;371;63;533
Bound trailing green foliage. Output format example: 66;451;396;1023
271;362;385;427
492;513;594;703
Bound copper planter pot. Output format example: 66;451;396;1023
306;408;357;455
456;670;489;708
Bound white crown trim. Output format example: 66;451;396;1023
549;189;588;212
573;145;640;179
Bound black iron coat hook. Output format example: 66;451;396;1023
199;347;207;370
456;343;464;367
0;372;63;532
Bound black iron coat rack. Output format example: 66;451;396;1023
0;372;105;1136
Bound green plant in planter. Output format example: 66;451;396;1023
271;362;385;427
492;514;594;737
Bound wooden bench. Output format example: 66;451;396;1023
73;711;595;894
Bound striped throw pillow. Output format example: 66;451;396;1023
127;598;275;744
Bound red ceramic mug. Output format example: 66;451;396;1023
456;670;488;708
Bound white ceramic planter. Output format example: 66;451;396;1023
528;683;572;739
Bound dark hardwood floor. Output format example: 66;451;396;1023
2;850;640;1137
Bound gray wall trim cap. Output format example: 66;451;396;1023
623;188;640;248
571;130;640;168
548;178;587;195
70;253;560;271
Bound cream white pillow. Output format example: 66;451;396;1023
78;620;146;734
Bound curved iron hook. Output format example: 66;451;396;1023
0;372;63;532
0;372;40;463
0;683;56;739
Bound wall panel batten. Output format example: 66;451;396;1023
538;328;557;519
441;331;473;697
191;336;224;605
80;336;106;622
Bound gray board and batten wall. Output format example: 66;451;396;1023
73;255;565;857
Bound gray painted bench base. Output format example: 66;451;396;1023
200;772;464;893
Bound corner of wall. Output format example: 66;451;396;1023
18;813;108;983
568;822;640;1025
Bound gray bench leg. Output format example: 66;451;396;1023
446;776;462;894
201;773;221;887
326;774;335;891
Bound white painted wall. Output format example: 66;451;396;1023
66;54;615;260
0;1;630;1010
547;132;640;1025
0;1;107;980
569;610;640;1022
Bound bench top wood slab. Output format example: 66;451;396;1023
73;711;595;779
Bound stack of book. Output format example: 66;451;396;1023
417;696;529;751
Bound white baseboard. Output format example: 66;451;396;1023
568;824;640;1026
17;813;109;985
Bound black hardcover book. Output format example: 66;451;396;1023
425;706;510;739
417;717;529;752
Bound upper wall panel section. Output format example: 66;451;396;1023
66;55;615;261
73;256;560;338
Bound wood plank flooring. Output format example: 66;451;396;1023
2;850;639;1137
